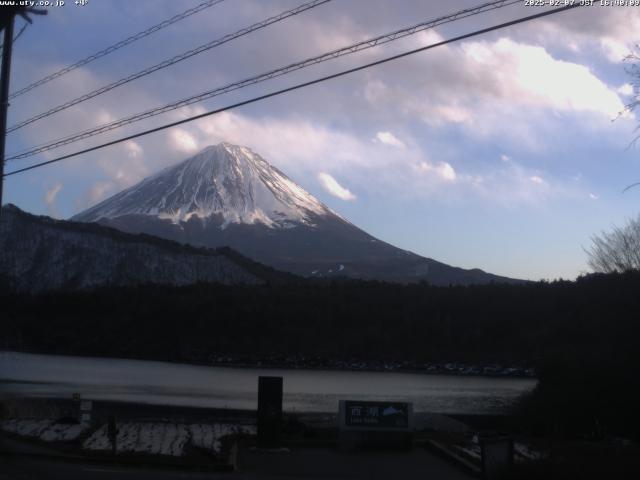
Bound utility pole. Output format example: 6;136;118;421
0;13;15;218
0;6;46;218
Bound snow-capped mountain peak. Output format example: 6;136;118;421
72;142;520;285
73;142;331;229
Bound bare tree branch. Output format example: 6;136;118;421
587;216;640;273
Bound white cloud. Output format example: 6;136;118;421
439;163;457;182
96;109;116;125
423;104;471;126
74;181;115;211
90;181;114;203
70;109;383;212
529;175;545;185
500;154;510;162
375;131;405;148
101;109;578;209
56;101;590;215
317;172;356;201
191;110;370;172
416;29;445;46
363;79;390;105
44;183;62;217
363;37;627;143
533;7;640;63
125;140;143;159
191;110;574;207
94;141;149;190
618;83;634;96
589;193;599;200
170;128;199;154
466;162;566;207
416;161;457;182
600;37;633;63
462;38;624;118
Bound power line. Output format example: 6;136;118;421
8;0;521;161
6;0;331;134
12;21;28;43
3;3;582;178
8;0;226;100
0;21;28;50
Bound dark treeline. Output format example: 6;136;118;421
2;271;640;437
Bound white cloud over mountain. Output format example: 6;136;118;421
318;172;356;201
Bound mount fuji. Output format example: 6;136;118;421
73;142;517;285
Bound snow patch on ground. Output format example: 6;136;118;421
1;419;53;437
453;443;481;460
40;423;89;442
83;422;189;456
514;442;546;462
83;422;256;457
1;419;89;442
452;441;546;464
189;423;255;454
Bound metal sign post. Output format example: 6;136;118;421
107;415;118;456
79;400;92;424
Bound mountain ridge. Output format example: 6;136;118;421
73;142;522;286
0;204;294;291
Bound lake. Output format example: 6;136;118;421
0;352;536;414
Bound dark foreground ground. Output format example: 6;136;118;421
0;438;473;480
0;447;473;480
3;396;640;479
0;397;475;479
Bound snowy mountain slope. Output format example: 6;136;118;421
73;143;520;285
0;205;270;292
74;143;332;229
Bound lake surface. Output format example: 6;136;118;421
0;352;536;414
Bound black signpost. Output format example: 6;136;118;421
257;376;283;449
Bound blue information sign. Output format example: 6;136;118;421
340;400;412;431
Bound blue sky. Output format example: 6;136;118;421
3;0;640;280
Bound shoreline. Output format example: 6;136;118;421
1;396;511;426
0;349;537;379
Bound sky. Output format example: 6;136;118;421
3;0;640;281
